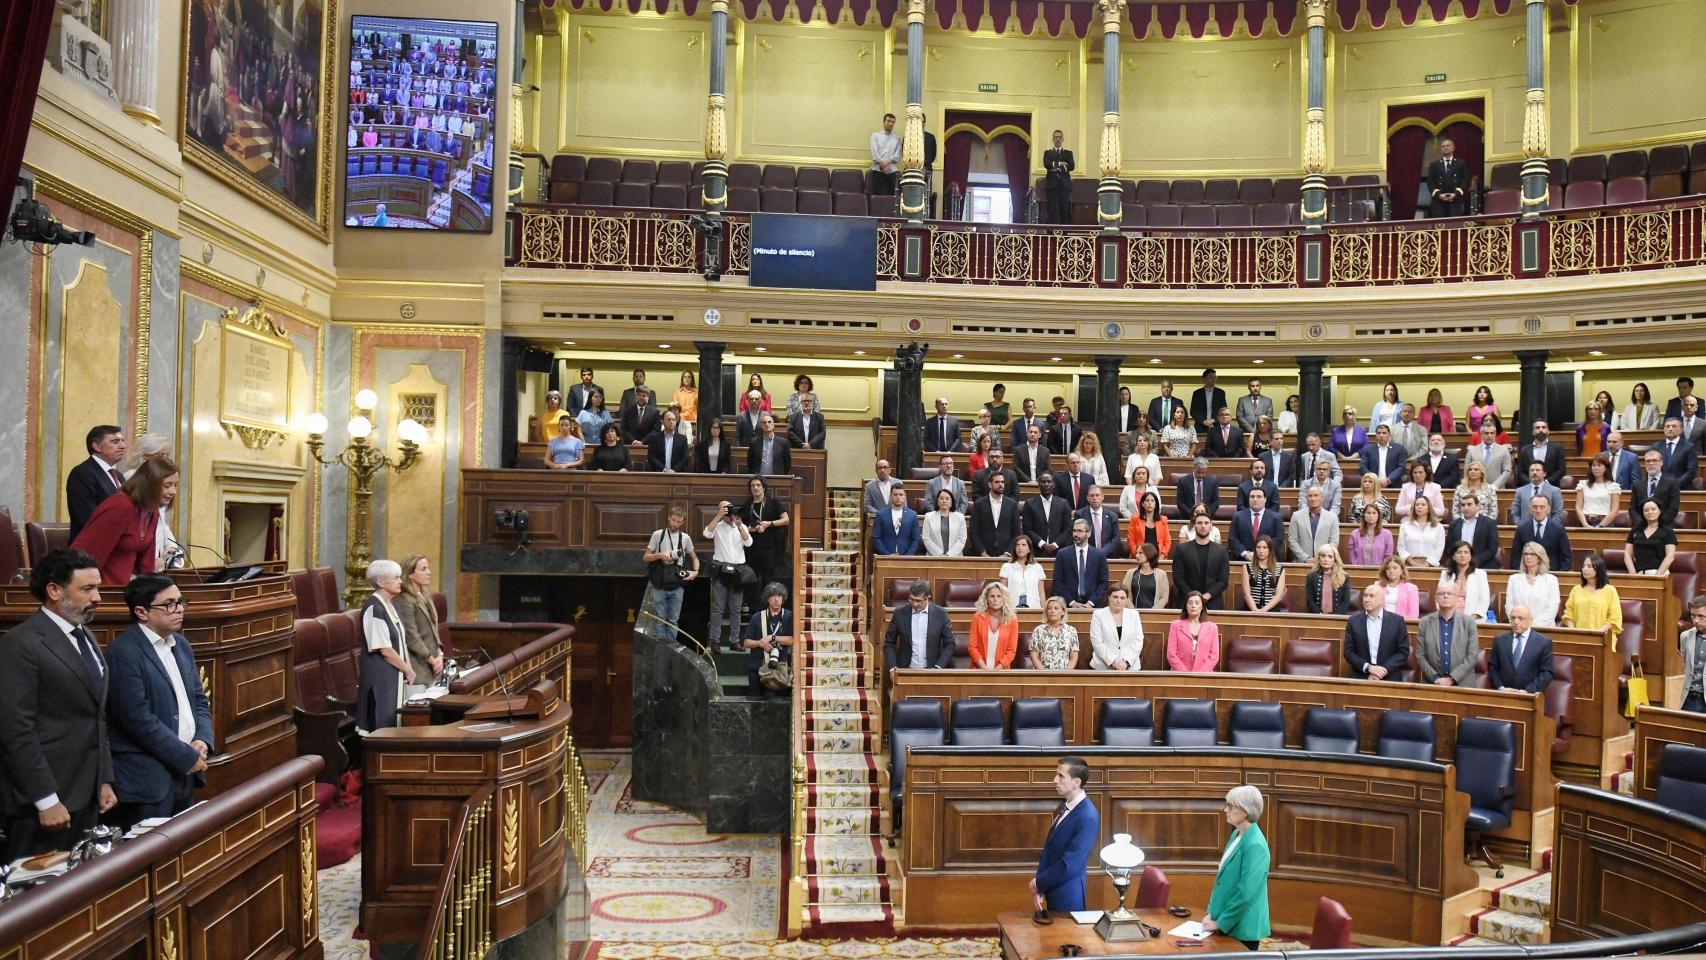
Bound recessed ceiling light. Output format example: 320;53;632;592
1358;357;1372;363
562;340;576;345
1471;354;1485;360
1149;358;1163;364
657;343;671;349
754;346;767;352
1050;356;1063;362
952;353;965;359
1588;349;1604;356
853;349;866;356
1251;359;1265;365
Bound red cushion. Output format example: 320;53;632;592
1311;896;1353;949
316;800;361;868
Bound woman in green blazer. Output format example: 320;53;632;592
1205;785;1271;949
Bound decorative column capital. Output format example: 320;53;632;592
907;0;926;26
1522;88;1549;160
1305;0;1327;29
1303;106;1327;175
1099;0;1124;33
710;0;730;13
1099;112;1122;179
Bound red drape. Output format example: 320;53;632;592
1385;98;1483;220
943;132;974;215
0;1;55;192
1000;133;1030;220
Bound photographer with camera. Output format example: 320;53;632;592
741;583;794;698
704;498;755;653
641;506;699;643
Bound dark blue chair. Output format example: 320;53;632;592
1656;743;1706;821
1377;711;1437;763
1456;717;1517;877
1301;707;1360;754
378;155;395;175
1162;699;1219;747
1228;702;1285;749
431;161;449;189
361;155;378;176
888;700;946;844
949;698;1006;746
1099;699;1153;746
347;157;360;177
1011;698;1065;747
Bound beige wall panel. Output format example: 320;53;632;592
562;15;708;156
1120;38;1301;175
56;261;125;523
383;364;447;575
1572;0;1706;152
919;35;1081;172
739;23;888;165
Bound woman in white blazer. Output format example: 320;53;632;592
1089;584;1144;671
921;488;968;557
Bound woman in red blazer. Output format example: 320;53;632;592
1125;491;1172;560
1166;591;1220;672
71;457;177;584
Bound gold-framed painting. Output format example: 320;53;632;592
179;0;338;238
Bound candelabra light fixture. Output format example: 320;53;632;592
302;388;427;608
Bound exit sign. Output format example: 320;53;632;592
978;82;999;92
1425;73;1447;83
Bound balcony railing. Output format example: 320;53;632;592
505;196;1706;289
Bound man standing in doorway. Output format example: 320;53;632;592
1427;138;1468;218
1042;129;1074;224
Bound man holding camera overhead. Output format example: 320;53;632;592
641;506;698;644
704;499;754;653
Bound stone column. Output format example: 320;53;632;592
111;0;159;123
1517;350;1550;430
694;341;726;454
899;0;927;225
1300;0;1329;231
894;342;929;473
1519;0;1550;219
501;337;526;468
1094;356;1123;460
700;0;731;217
1297;356;1327;441
1096;0;1125;233
509;0;526;203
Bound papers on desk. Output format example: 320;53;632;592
406;686;450;703
1069;910;1103;924
5;859;69;883
1168;920;1210;940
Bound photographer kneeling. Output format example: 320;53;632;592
705;499;755;652
742;582;793;698
641;506;698;643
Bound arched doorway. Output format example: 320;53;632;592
1386;97;1484;220
942;109;1031;223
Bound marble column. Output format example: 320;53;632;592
1097;0;1125;233
1300;0;1329;231
894;342;929;473
501;337;525;468
694;341;726;452
1516;350;1550;430
700;0;731;218
1519;0;1550;219
111;0;159;123
1297;356;1327;441
899;0;927;225
1094;356;1123;459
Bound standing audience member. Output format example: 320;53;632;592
1377;555;1420;617
1511;493;1571;573
619;369;650;415
1173;513;1230;609
1678;597;1706;713
1344;583;1409;680
1203;786;1272;950
1076;433;1110;486
1236;460;1279;511
1625;499;1677;575
970;409;999;457
1466;385;1500;436
576;389;612;441
1057;453;1092;510
869;113;901;195
566;367;600;417
747;414;792;475
1159;404;1198;458
1126;491;1171;560
872;485;920;557
620;386;662;442
883;580;955;672
968;473;1020;558
704;498;753;652
1023;473;1072;555
1147;382;1181;439
1090;585;1143;671
1000;535;1045;609
1466;419;1513;488
1630;449;1682;528
921;488;967;557
786;395;826;450
1010;397;1045;449
1204;408;1245;459
1416;582;1479;686
1055;520;1109;609
1421;433;1461;488
673;371;698;440
1394;404;1426;457
647;410;689;471
863;459;897;516
1605;432;1641;490
1191;369;1228;432
925;397;963;453
1563;555;1623;650
1300;457;1342;514
1123;434;1162;498
970;448;1019;504
1575;454;1622;528
1439;541;1492;621
395;554;444;696
66;425;128;541
1122;543;1170;610
926;455;968;512
641;507;698;643
1118;465;1161;521
1167;593;1220;671
1359;424;1407;487
736;391;766;445
984;384;1010;425
968;582;1019;670
1426;138;1469;216
1659;416;1700;482
1306;546;1353;614
739;373;772;413
742;476;789;596
0;549;117;857
1578;402;1611;458
1369;382;1403;430
121;433;182;569
1027;597;1079;670
1049;406;1079;456
1177;504;1222;545
1332;407;1368;457
1453;461;1499;520
546;417;586;469
1176;458;1221;518
968;427;994;474
1506;542;1561;627
1013;422;1050;484
1397;497;1445;567
1349;503;1393;568
71;458;177;585
1518;419;1566;487
538;390;569;439
785;374;819;421
1667;376;1698;423
1490;604;1554;693
1277;394;1301;435
1418;388;1455;434
1620;382;1659;431
1298;433;1342;486
1235;378;1274;434
589;423;632;471
1509;462;1564;524
1075;484;1123;558
1395;461;1444;518
1241;537;1286;613
698;418;733;474
1230;488;1283;563
1287;485;1338;563
740;583;793;697
1041;129;1074;223
357;559;411;733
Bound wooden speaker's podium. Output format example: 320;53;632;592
360;680;583;953
0;564;299;798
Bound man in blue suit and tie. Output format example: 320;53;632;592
1056;520;1109;609
1230;488;1285;563
872;485;921;556
1032;756;1099;913
107;574;212;828
1344;584;1410;680
1605;432;1642;491
1489;605;1554;693
1509;495;1572;573
1659;417;1699;485
1358;424;1408;487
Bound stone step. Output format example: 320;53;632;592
1471;909;1547;946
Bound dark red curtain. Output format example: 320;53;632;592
0;1;55;192
1385;98;1483;220
943;132;974;214
1000;133;1029;220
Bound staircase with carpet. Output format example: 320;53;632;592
797;490;895;934
1452;856;1553;947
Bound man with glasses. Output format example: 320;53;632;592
105;574;212;828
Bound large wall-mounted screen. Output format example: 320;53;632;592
344;15;499;232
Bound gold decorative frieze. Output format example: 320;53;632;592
1126;236;1167;286
300;821;317;931
501;785;522;888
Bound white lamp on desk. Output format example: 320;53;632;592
1094;833;1149;941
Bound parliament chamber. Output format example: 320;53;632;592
9;0;1706;956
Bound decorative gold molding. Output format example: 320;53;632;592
300;820;317;931
31;170;160;238
135;230;153;438
159;912;179;960
1522;88;1549;160
704;93;727;162
1099;111;1122;180
180;261;330;325
198;664;212;715
224;423;287;449
501;791;521;885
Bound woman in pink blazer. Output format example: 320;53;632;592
1166;592;1220;672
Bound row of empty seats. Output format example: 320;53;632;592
1485;141;1706;214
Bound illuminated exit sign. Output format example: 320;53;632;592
1425;73;1447;83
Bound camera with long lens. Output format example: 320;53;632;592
494;508;531;546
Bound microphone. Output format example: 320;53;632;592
476;645;515;726
163;539;226;582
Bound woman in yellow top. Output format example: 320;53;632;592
968;581;1019;669
672;371;698;441
1562;554;1623;649
538;390;570;440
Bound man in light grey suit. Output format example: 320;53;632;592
1416;582;1480;687
1466;419;1513;488
1234;378;1275;434
1287;485;1340;563
925;455;968;513
1509;461;1565;524
863;459;898;517
1395;404;1427;457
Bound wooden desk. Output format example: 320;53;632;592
997;910;1239;958
1552;783;1706;941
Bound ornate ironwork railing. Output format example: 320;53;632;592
419;787;495;960
505;196;1706;289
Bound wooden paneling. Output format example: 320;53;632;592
1552;783;1706;942
1632;705;1706;801
903;749;1476;943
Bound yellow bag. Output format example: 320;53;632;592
1625;663;1649;719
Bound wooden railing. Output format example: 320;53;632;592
419;787;496;960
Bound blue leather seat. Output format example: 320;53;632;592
949;698;1006;746
1228;702;1285;749
1456;717;1517;876
1301;707;1360;753
1162;699;1219;747
1011;698;1065;747
888;700;945;842
1099;699;1154;746
1376;711;1437;763
1656;743;1706;821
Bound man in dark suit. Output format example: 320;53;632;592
1358;425;1409;487
1230;487;1285;563
618;368;649;418
107;574;212;827
1047;407;1079;456
1489;604;1554;693
646;410;690;472
1606;432;1642;491
0;549;117;858
1236;460;1279;511
1630;449;1682;528
883;580;956;673
1680;397;1706;455
871;485;920;557
1516;420;1567;488
1343;584;1411;680
1426;138;1469;218
566;366;601;417
1658;417;1699;484
1203;408;1244;458
1075;485;1123;558
786;395;826;449
1056;455;1093;512
1042;129;1074;225
968;473;1021;558
1172;513;1230;608
1510;495;1572;573
1022;472;1072;555
922;123;939;218
1422;434;1462;489
1666;377;1697;423
1447;495;1502;571
735;391;767;446
620;386;663;443
1256;433;1295;488
1190;369;1228;432
1013;422;1051;484
746;414;792;476
1147;380;1182;437
1175;459;1222;518
1031;756;1099;913
1055;521;1109;608
66;424;128;541
970;448;1021;504
924;397;963;453
1009;397;1045;450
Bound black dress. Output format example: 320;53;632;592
1130;571;1158;609
590;443;631;471
1627;524;1677;572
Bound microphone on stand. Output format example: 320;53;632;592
476;645;516;726
163;539;226;582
